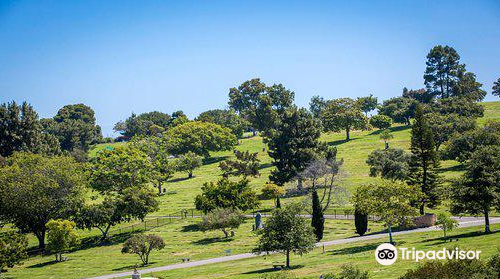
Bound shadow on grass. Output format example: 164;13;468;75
27;260;59;269
422;229;500;246
329;243;380;255
437;164;465;173
182;224;201;232
70;231;139;252
259;163;273;170
202;156;228;165
327;138;357;147
242;265;304;275
193;236;233;245
369;125;410;136
169;176;191;183
112;262;157;271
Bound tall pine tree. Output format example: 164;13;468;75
407;104;441;215
311;190;324;241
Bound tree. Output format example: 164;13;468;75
354;210;368;236
46;219;79;262
321;98;368;141
0;153;86;250
178;151;202;178
255;204;316;268
424;45;464;99
357;94;378;116
114;111;172;139
130;136;176;193
260;183;285;206
352;180;420;243
219;150;260;178
0;231;28;277
493;78;500;97
433;97;484;118
407;104;441;215
309;95;329;118
195;178;259;213
164;121;236;157
451;146;500;233
369;115;392;130
264;108;324;187
402;87;433;103
379;129;394;149
199;208;245;238
366;148;410;181
0;101;60;157
378;97;417;125
311;190;324;241
196;109;249;138
453;71;487;102
426;113;476;151
45;104;102;151
121;234;165;265
435;212;458;237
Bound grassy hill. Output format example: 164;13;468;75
5;101;499;279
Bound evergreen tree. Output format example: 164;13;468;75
276;196;281;208
407;104;441;215
354;209;368;236
311;190;324;241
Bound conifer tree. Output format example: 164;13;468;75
311;190;324;241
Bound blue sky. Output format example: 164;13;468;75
0;1;499;136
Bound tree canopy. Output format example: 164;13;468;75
196;109;249;138
194;178;259;213
321;98;368;140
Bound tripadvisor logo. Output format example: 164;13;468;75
374;243;481;265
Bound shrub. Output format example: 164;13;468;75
46;219;79;262
323;265;370;279
260;183;285;200
199;208;245;238
370;115;392;130
399;257;498;279
260;271;297;279
436;212;459;237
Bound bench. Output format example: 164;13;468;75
272;264;285;270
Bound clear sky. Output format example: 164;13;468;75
1;0;499;136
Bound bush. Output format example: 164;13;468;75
323;265;370;279
260;271;297;279
399;257;500;279
370;115;392;130
260;183;285;200
199;208;245;238
46;219;79;262
195;178;260;213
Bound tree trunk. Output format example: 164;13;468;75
419;204;425;216
222;228;229;238
388;225;394;244
35;230;46;251
385;141;389;150
158;182;162;194
188;171;193;178
485;210;491;233
297;178;303;190
286;249;290;268
346;128;350;141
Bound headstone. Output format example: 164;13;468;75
132;264;141;279
255;212;263;230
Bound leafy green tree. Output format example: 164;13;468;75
352;180;420;243
407;104;441;215
453;71;487;102
379;129;394;149
321;98;368;141
0;101;60;157
357;94;378;116
443;121;500;163
114;111;176;139
426;112;476;151
493;78;500;97
177;151;202;178
366;148;410;181
195;178;259;213
0;153;86;250
164;121;236;157
264;108;324;187
402;87;433;103
219;150;260;178
196;109;249;138
255;204;316;268
369;115;392;130
424;45;464;99
309;95;329;118
121;234;165;265
45;104;102;151
46;219;79;262
260;183;285;206
311;190;324;241
0;231;28;277
435;212;458;237
199;208;245;238
433;97;484;118
451;146;500;233
378;97;417;125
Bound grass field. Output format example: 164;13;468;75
4;101;500;279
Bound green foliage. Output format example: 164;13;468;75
402;87;433;103
493;78;500;97
199;208;245;237
46;219;79;262
433;97;484;118
196;109;249;138
89;146;152;194
426;112;476;151
309;95;329;118
260;271;297;279
451;146;500;233
114;111;174;139
264;107;324;186
424;45;464;99
378;97;417;125
435;212;459;237
323;264;370;279
379;129;394;149
219;150;260;178
352;180;420;241
164;121;236;157
357;94;378;116
0;231;28;273
178;151;203;178
260;183;285;200
0;153;86;249
195;178;259;213
121;234;165;265
366;148;410;181
255;204;316;268
369;114;392;130
321;98;369;140
407;104;441;215
311;190;325;241
0;101;61;157
354;210;368;236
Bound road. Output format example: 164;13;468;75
85;216;500;279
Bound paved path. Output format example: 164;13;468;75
85;217;500;279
